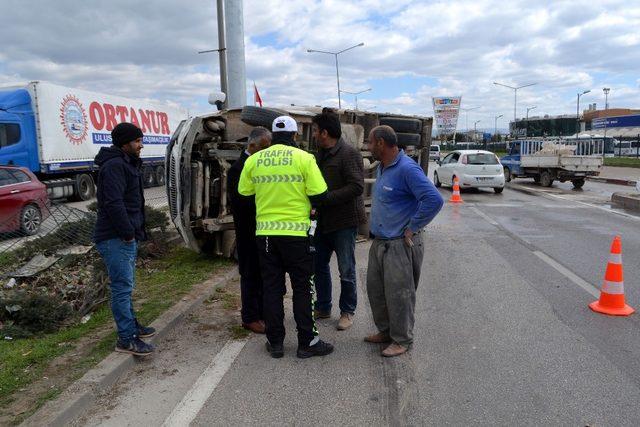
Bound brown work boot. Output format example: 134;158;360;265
242;320;265;334
364;332;391;343
337;313;353;331
314;309;331;319
382;342;408;357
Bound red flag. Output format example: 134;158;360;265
253;82;263;107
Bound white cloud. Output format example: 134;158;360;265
0;0;639;131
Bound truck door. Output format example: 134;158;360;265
501;141;521;176
0;119;31;169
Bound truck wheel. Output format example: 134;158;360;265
379;117;422;133
74;174;95;201
572;178;585;189
533;176;541;183
240;106;288;127
155;165;165;187
396;133;421;149
20;204;42;236
540;171;553;187
503;167;511;182
143;166;156;188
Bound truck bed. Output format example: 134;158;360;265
521;155;603;172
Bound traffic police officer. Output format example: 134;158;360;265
238;116;334;359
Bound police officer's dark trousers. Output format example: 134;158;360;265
257;236;317;347
236;230;263;324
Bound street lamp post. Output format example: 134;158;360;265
493;82;538;136
307;42;365;109
197;0;228;109
525;106;537;137
340;88;371;110
461;106;479;142
494;114;503;142
474;120;481;144
603;88;610;157
576;89;591;136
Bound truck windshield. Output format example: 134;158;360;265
466;153;498;165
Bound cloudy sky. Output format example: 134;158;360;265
1;0;639;131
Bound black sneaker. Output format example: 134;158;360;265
115;337;155;356
135;320;156;338
265;341;284;359
297;339;334;359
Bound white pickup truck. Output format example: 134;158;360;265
500;139;603;189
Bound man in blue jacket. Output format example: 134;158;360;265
94;122;155;356
364;125;444;357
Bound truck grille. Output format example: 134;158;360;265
168;154;178;219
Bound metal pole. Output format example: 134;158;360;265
335;54;341;109
224;0;247;109
576;93;580;136
216;0;228;108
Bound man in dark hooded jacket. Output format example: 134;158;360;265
94;122;155;356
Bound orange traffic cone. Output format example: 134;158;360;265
589;236;634;316
449;176;463;203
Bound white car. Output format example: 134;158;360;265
433;150;505;193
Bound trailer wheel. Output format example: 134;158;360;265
379;117;422;133
240;106;288;127
143;166;156;188
503;167;511;182
74;174;95;201
396;132;421;149
533;176;540;183
155;165;165;187
540;171;553;187
572;178;585;189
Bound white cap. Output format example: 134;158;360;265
272;116;298;133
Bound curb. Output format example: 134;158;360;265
587;176;637;186
611;192;640;212
22;266;239;427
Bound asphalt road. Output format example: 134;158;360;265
73;176;640;426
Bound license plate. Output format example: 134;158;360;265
476;177;492;181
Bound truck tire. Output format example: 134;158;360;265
396;133;421;148
379;117;422;133
503;167;511;182
540;171;553;187
74;173;95;201
533;176;540;183
572;178;585;189
20;204;42;236
155;165;165;187
143;166;156;188
240;106;288;127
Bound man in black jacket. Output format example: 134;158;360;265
227;126;271;333
94;122;155;357
312;110;365;331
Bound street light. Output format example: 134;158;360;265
197;0;228;109
474;120;481;144
576;89;591;136
460;106;479;142
340;88;371;110
525;106;537;137
493;82;538;136
494;114;503;140
307;42;365;109
603;88;610;155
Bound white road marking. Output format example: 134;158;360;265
163;338;249;427
470;204;602;299
469;206;499;225
533;251;601;298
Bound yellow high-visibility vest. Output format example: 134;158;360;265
238;144;327;236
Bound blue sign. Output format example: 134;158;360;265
593;114;640;129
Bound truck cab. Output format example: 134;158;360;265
0;88;39;171
166;106;433;256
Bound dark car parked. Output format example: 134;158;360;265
0;166;49;236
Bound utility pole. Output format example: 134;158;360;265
494;114;503;141
603;88;610;158
307;43;364;109
198;0;228;109
576;89;591;136
224;0;247;109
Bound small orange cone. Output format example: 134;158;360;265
449;176;463;203
589;236;634;316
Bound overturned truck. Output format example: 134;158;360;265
166;105;433;256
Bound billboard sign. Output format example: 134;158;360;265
593;114;640;129
432;97;461;136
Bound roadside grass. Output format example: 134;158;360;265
0;246;230;424
604;157;640;168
